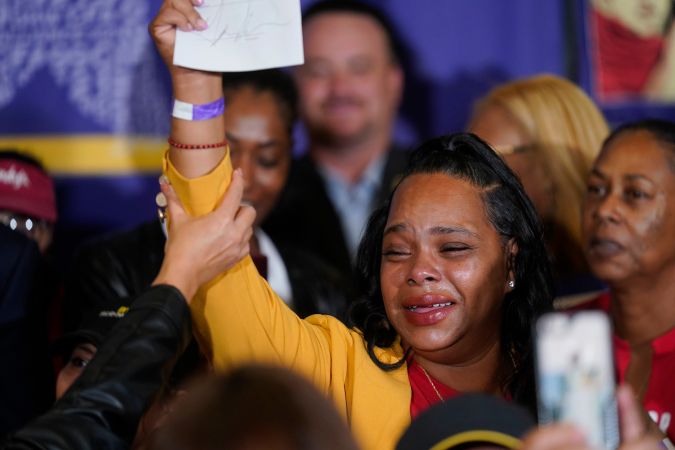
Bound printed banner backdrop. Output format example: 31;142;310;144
0;0;173;265
1;0;672;269
574;0;675;126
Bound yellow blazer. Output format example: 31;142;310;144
165;151;413;450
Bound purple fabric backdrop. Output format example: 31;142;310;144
0;0;673;269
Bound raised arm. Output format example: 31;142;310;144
147;1;352;386
149;0;225;179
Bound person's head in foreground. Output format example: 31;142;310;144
582;118;675;291
296;0;404;151
396;393;535;450
468;75;609;279
0;149;57;253
147;364;360;450
351;133;553;412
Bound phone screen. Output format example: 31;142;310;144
535;311;620;450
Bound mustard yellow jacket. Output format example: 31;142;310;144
165;151;412;450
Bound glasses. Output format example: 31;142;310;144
0;211;51;237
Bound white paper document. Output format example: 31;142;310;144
174;0;304;72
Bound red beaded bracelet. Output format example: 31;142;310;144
167;137;228;150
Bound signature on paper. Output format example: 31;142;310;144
196;0;292;45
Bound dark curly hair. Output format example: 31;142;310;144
348;132;553;412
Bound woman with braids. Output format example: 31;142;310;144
149;1;552;449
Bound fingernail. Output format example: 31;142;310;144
194;0;203;5
234;168;242;177
159;175;170;185
196;19;208;30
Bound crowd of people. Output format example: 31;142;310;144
1;0;674;449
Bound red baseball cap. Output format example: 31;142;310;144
0;158;57;222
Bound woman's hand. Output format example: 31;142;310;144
519;423;587;450
149;0;206;75
615;385;662;450
148;0;222;100
152;169;256;302
519;385;660;450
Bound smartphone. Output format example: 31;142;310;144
534;311;620;450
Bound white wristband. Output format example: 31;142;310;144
172;98;225;121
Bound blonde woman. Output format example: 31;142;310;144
468;75;609;303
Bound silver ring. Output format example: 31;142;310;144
157;208;167;224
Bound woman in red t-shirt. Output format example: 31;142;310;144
581;119;675;442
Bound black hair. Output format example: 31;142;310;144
349;133;553;412
302;0;404;65
602;119;675;172
0;149;48;173
221;69;298;136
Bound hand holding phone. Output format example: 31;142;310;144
535;311;620;450
521;384;661;450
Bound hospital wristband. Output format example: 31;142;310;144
172;97;225;121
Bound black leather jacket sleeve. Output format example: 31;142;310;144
62;221;166;334
1;284;191;450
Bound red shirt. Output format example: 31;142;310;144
408;358;459;419
578;293;675;441
591;8;664;98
